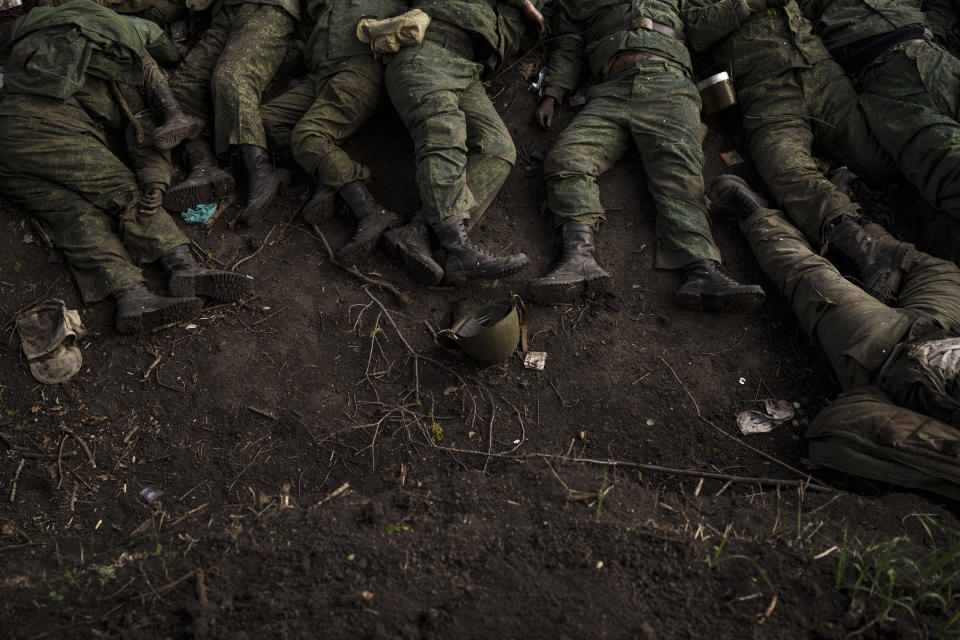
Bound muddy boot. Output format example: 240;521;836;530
159;244;254;301
149;83;205;150
436;219;528;286
675;260;766;313
527;223;611;303
827;217;918;304
301;180;336;226
237;144;289;226
383;219;444;285
826;166;858;195
335;181;401;265
113;281;202;334
164;138;235;213
710;174;768;217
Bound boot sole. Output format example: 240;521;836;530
115;296;202;334
153;117;205;151
383;231;444;286
675;287;766;314
335;212;402;266
169;272;254;302
442;258;530;286
164;170;236;213
527;274;610;304
301;188;337;226
238;169;291;226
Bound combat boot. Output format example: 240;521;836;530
148;83;204;150
827;217;918;304
164;138;235;213
527;223;610;303
301;180;336;226
159;245;254;301
237;144;290;226
675;260;766;313
710;174;768;217
335;181;401;265
113;282;202;334
383;219;444;285
436;220;529;286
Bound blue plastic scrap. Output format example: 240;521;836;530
180;203;217;224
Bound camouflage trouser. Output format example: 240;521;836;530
0;100;186;303
543;60;720;269
171;3;294;155
859;40;960;221
739;59;897;246
740;206;960;391
385;39;516;230
261;55;382;189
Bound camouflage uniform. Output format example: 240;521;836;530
37;0;188;28
684;0;897;246
542;0;720;270
0;2;186;303
798;0;960;220
384;0;540;231
741;205;960;498
171;0;300;155
261;0;405;190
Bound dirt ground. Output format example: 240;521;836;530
2;5;960;639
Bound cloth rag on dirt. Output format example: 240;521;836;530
15;298;86;384
180;203;216;223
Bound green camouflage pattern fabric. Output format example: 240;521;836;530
740;206;960;391
0;88;185;303
262;55;384;188
385;40;517;229
858;40;960;221
171;3;296;154
796;0;930;51
223;0;302;23
412;0;526;63
544;0;693;98
543;61;720;269
302;0;406;69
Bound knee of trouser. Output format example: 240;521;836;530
290;120;336;156
211;64;248;99
472;133;516;165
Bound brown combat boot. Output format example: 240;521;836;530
237;144;290;226
113;282;202;334
164;138;235;213
148;83;204;150
828;217;918;304
436;220;528;286
335;181;401;265
675;260;766;313
527;223;610;303
158;245;254;301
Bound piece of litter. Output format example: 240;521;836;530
736;398;797;435
720;151;744;166
738;377;746;385
184;323;198;330
524;351;547;370
595;561;604;569
646;418;655;426
180;203;217;224
139;485;163;504
764;399;795;421
513;439;520;444
569;95;586;106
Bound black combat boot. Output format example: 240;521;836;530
158;245;254;301
148;83;205;150
237;144;289;226
384;219;444;285
436;220;529;286
335;181;401;265
164;138;235;213
301;180;336;226
675;260;766;312
527;223;611;303
113;282;202;334
827;217;918;304
710;174;768;217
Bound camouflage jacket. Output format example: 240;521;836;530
303;0;407;68
796;0;930;51
543;0;694;99
683;0;831;88
412;0;540;65
221;0;303;22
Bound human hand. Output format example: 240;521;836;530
520;0;547;35
536;96;556;128
138;188;163;215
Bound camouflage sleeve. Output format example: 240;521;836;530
682;0;758;51
924;0;958;43
794;0;826;22
542;3;585;100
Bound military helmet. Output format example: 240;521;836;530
449;299;521;365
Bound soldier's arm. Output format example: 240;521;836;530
682;0;767;51
541;4;585;104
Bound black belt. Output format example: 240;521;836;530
598;17;681;41
834;25;927;76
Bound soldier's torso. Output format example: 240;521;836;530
799;0;928;49
305;0;405;66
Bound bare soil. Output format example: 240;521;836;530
2;7;959;638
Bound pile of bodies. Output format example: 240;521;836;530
2;0;960;497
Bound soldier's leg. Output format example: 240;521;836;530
261;78;317;163
740;77;860;247
895;249;960;328
459;76;516;230
860;42;960;218
740;206;911;389
170;8;233;123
